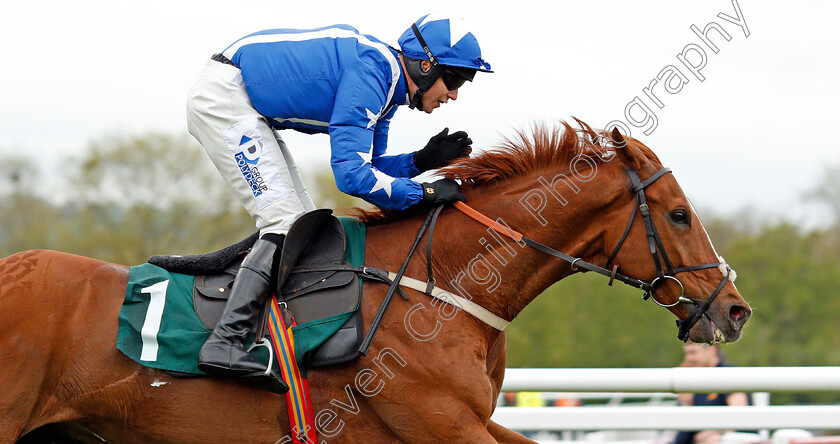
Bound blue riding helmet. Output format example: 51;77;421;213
398;13;492;109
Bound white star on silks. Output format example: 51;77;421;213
365;108;379;129
419;13;471;46
369;168;395;198
357;146;373;165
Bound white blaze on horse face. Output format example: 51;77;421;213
688;199;737;285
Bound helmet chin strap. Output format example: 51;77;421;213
404;56;441;112
409;89;426;111
402;21;443;112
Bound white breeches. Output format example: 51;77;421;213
186;60;316;236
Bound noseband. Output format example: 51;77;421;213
454;167;734;341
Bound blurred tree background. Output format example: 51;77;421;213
0;133;367;263
2;131;839;405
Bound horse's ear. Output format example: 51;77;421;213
610;128;647;171
610;128;627;148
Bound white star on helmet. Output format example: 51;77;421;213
419;12;472;47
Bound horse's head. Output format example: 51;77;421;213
600;127;751;344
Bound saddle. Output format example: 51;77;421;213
149;209;365;370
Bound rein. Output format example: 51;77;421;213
452;167;734;342
353;166;734;351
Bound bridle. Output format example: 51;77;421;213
453;167;734;342
358;166;735;354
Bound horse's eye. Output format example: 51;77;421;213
670;209;689;225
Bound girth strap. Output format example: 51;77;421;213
387;272;510;331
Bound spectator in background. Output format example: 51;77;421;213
500;392;547;439
674;344;750;444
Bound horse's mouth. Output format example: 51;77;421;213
685;314;741;344
711;319;726;343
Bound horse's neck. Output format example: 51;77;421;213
433;175;610;322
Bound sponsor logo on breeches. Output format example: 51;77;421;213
235;151;268;197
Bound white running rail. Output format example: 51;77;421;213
493;367;840;431
500;367;840;392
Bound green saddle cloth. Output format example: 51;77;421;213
116;217;366;374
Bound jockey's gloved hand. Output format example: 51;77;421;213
414;128;472;172
421;178;466;205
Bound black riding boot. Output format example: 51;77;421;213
197;237;289;394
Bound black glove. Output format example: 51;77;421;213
421;178;466;205
414;128;472;172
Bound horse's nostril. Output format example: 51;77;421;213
729;305;751;324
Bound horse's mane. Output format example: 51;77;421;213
349;119;660;224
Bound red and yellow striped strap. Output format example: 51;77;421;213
267;295;317;443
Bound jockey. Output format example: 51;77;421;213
187;13;493;387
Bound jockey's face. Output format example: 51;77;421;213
421;75;458;114
404;58;459;114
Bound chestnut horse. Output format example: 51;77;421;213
0;123;751;443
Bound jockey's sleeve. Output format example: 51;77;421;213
370;106;422;178
329;66;423;210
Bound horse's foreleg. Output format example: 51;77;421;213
487;419;537;444
486;333;507;410
484;333;536;443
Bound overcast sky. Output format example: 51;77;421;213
2;0;838;225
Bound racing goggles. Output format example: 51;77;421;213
441;66;476;91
